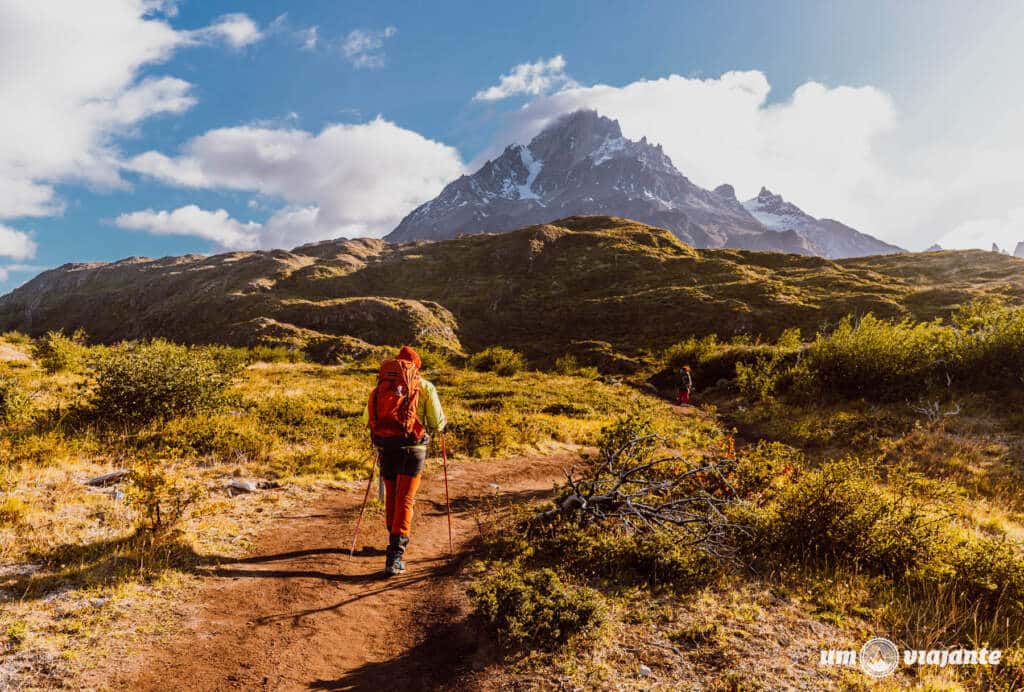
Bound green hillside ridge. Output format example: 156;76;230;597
1;216;1022;361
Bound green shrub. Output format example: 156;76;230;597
468;347;526;376
0;375;31;425
416;348;451;372
661;333;796;391
31;329;87;373
953;303;1024;388
453;412;513;457
800;315;956;401
755;458;942;576
543;527;722;591
949;536;1024;616
1;331;32;345
248;345;306;363
84;340;243;424
735;329;802;402
469;567;605;651
553;354;600;379
0;496;27;526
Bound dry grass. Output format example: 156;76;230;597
0;337;663;688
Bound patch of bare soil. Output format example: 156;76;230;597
100;452;576;691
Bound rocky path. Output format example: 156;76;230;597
105;452;575;691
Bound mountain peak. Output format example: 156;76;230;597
387;109;898;258
744;186;903;258
750;186;804;218
527;109;625;164
537;109;622;142
714;184;737;201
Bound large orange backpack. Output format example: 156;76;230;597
368;357;424;447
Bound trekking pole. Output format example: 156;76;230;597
440;432;454;555
349;450;379;560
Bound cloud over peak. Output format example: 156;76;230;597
474;55;576;101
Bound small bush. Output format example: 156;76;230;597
800;314;956;401
455;412;513;457
553;354;600;379
1;331;32;345
249;345;306;363
84;340;243;424
126;454;204;535
32;329;87;373
469;347;525;376
735;328;802;402
0;375;31;425
545;527;722;591
0;496;27;526
469;567;605;651
754;458;942;576
416;348;451;372
949;535;1024;616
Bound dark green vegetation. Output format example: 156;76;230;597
3;216;1023;366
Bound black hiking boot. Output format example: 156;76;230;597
384;534;409;577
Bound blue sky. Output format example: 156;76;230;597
2;0;1024;292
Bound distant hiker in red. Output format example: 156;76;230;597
676;365;693;405
363;346;447;576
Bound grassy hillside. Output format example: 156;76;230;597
4;218;1024;688
4;303;1024;687
2;216;1022;363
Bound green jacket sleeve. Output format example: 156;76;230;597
418;378;447;433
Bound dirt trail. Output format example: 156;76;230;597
107;451;575;691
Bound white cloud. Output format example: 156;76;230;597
474;55;576;101
301;26;319;51
189;13;263;49
0;225;37;260
488;72;896;228
267;12;318;51
482;68;1024;251
0;1;261;221
341;26;397;69
115;205;260;249
124;117;464;246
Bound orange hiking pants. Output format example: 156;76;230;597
380;446;426;537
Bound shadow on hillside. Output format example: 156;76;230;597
307;617;481;691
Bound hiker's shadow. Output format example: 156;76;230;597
308;617;483;691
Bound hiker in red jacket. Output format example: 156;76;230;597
676;365;693;405
363;346;447;576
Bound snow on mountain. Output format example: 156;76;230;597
388;110;897;258
388;110;812;253
743;187;903;258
